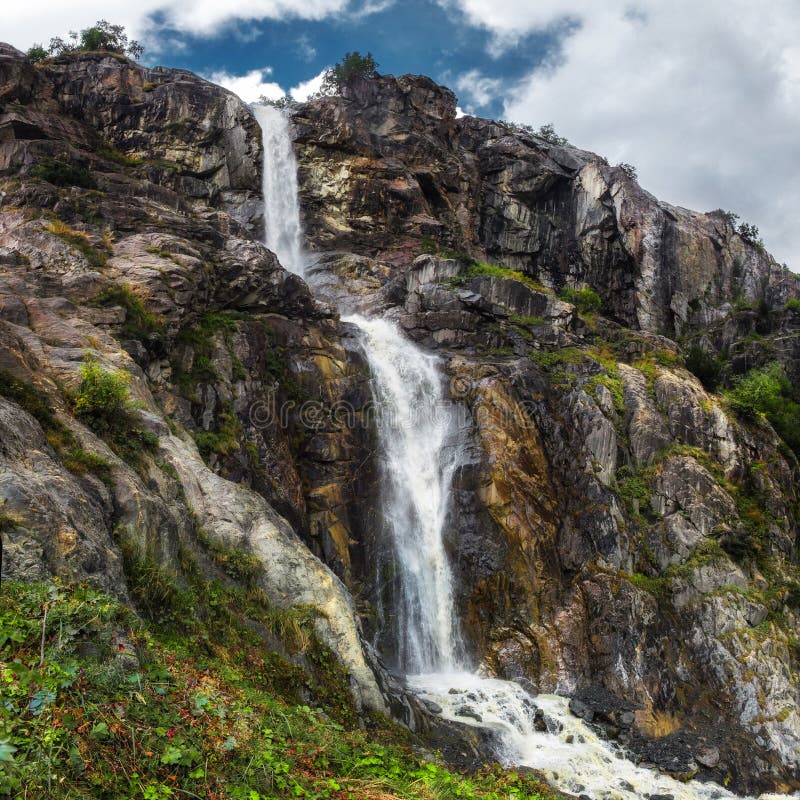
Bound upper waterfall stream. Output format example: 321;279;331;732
254;105;794;800
252;104;306;277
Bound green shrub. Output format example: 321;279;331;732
785;298;800;313
25;44;48;62
173;312;240;396
560;286;603;314
192;407;241;461
617;162;638;181
628;572;668;596
47;20;143;59
74;358;130;426
726;362;800;457
684;344;723;391
615;465;654;519
30;158;95;189
537;123;568;145
463;261;547;292
61;448;113;484
73;356;157;463
727;362;785;418
195;528;262;586
320;51;378;95
710;209;739;228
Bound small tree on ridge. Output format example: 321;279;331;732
320;52;378;95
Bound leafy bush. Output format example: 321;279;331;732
47;20;143;59
727;362;785;418
726;362;800;457
25;45;48;62
320;51;378;95
498;120;570;145
74;358;130;425
461;261;548;293
684;344;723;391
560;285;602;313
533;123;568;145
737;221;760;242
785;297;800;313
709;209;740;228
73;356;157;463
617;162;638;181
30;158;95;189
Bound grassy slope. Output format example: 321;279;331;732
0;581;562;800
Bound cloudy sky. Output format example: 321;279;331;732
6;1;799;267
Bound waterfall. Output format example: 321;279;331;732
343;315;464;674
253;106;793;800
252;104;306;276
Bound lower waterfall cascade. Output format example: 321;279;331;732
253;105;797;800
342;314;466;675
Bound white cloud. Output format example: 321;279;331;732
445;0;800;267
454;69;502;112
3;0;348;49
207;67;285;103
4;1;163;49
295;34;317;62
439;0;593;45
290;69;327;101
159;0;347;36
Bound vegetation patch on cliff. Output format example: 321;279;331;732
0;581;562;800
73;356;157;465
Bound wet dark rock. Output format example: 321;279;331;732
456;706;483;723
568;698;594;722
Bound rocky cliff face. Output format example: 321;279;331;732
1;45;799;793
293;74;797;336
291;77;800;792
0;43;385;713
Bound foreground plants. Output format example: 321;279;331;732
0;582;560;799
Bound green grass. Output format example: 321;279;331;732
510;314;546;328
192;405;242;461
0;581;563;800
44;217;109;268
90;283;165;340
627;572;669;597
528;347;584;370
461;262;548;293
558;286;602;314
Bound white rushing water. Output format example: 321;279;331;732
252;104;306;276
343;314;465;673
254;105;795;800
409;673;795;800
